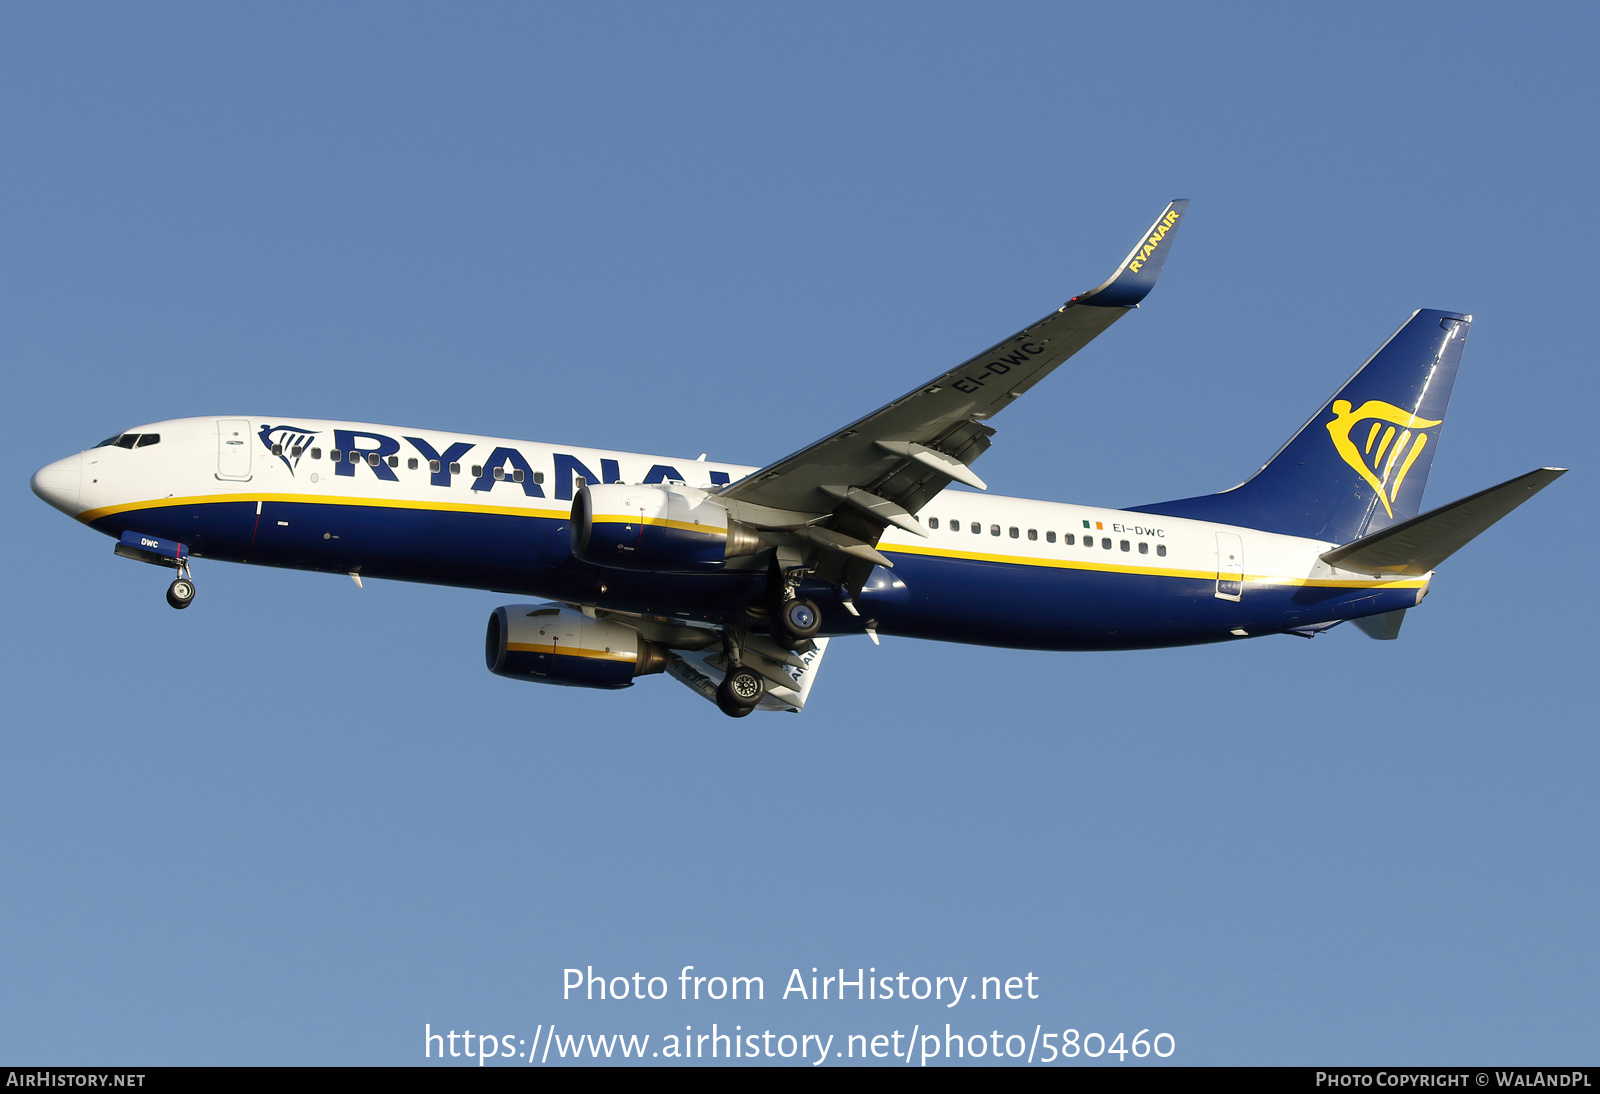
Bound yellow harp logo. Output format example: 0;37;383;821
1326;399;1442;518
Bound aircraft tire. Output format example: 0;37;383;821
716;689;756;718
777;597;821;641
166;578;196;610
719;665;764;711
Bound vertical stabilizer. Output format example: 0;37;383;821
1130;309;1470;543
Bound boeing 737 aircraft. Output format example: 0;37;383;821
30;201;1565;716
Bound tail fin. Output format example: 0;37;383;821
1130;309;1471;542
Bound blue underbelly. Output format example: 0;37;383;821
91;500;1416;651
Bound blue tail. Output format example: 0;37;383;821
1129;309;1471;543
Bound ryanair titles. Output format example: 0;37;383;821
1126;208;1181;273
257;424;729;501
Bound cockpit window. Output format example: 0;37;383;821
94;433;160;449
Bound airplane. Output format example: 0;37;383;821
29;200;1566;717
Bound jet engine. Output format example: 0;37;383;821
570;482;762;573
485;603;669;689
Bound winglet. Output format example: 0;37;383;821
1071;199;1189;308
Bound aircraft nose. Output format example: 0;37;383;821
31;453;83;516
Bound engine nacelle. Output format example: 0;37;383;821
485;604;668;689
570;482;762;573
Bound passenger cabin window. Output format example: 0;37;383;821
449;462;461;475
493;467;506;480
330;449;342;462
533;472;545;484
311;448;322;460
1138;542;1149;554
349;452;360;464
1101;537;1112;549
387;455;399;468
928;517;939;529
1065;533;1075;545
1120;540;1130;552
971;522;980;534
1046;531;1056;543
1157;544;1167;557
990;524;1001;536
1009;526;1019;538
471;465;482;477
367;453;379;466
271;444;283;456
1027;529;1037;541
407;457;418;470
428;459;440;473
291;446;303;458
513;469;525;483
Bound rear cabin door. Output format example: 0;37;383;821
216;419;252;481
1215;531;1244;601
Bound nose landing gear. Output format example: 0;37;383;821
113;532;198;611
166;570;196;610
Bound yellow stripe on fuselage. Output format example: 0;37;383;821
79;491;571;524
85;492;1427;590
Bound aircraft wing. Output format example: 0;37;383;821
666;636;832;714
715;199;1189;591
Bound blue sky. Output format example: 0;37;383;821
3;2;1595;1066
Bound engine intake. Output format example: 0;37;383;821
485;604;668;689
570;482;762;573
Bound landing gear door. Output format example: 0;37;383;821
1215;531;1243;601
216;419;252;481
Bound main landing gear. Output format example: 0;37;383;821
715;629;766;718
716;665;764;718
773;561;822;645
710;570;831;718
776;596;821;642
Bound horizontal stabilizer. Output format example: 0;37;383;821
1352;609;1406;641
1321;467;1566;576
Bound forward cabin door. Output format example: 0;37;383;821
216;419;252;481
1215;531;1244;601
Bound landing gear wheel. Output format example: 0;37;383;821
166;577;196;610
716;690;756;718
717;665;765;715
777;597;821;641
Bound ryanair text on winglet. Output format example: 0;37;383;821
1126;208;1181;273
